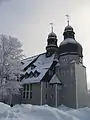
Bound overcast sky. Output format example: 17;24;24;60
0;0;90;88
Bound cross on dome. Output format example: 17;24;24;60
50;22;54;33
65;14;70;26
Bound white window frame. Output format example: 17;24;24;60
22;84;32;99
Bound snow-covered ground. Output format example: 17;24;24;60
0;102;90;120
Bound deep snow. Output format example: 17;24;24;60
0;102;90;120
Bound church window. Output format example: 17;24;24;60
26;92;29;99
25;84;29;99
30;84;32;99
22;84;33;99
27;84;29;91
30;84;32;91
30;91;32;99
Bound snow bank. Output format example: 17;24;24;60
0;103;90;120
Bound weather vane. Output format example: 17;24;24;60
50;22;53;32
65;14;70;26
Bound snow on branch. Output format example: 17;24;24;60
0;35;24;104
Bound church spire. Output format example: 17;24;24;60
46;23;58;57
63;15;75;39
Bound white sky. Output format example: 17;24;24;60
0;0;90;88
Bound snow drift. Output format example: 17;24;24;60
0;102;90;120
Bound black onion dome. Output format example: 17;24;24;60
59;25;83;57
46;31;58;56
59;38;83;57
48;32;57;38
64;25;73;31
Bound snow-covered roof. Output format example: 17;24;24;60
21;55;39;70
22;53;55;84
50;74;61;84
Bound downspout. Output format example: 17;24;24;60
55;84;57;107
75;64;78;109
40;82;43;105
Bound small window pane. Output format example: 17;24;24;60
26;92;29;99
27;84;29;91
30;84;32;91
30;91;32;99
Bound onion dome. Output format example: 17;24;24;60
58;25;83;57
46;25;58;56
48;32;57;38
64;25;73;31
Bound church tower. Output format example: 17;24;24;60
57;20;88;108
46;23;58;57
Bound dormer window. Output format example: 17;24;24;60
31;64;36;70
25;72;29;79
34;70;40;77
29;71;33;78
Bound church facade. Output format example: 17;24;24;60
21;24;88;109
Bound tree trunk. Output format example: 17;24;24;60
10;93;12;106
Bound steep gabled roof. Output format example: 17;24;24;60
22;53;55;84
21;54;39;71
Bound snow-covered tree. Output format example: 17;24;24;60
0;35;24;104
